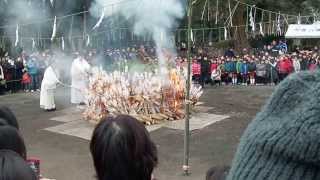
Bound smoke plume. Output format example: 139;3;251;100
90;0;185;72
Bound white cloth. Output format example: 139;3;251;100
40;66;59;110
70;58;91;104
0;65;4;79
293;60;301;72
211;69;221;81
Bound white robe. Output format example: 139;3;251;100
40;66;59;110
0;65;4;79
70;58;91;104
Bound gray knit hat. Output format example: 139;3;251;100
227;71;320;180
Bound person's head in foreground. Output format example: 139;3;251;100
0;106;19;129
0;150;36;180
227;70;320;180
90;115;158;180
0;126;26;159
206;166;230;180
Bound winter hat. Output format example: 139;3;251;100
227;70;320;180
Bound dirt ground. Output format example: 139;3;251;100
0;85;274;180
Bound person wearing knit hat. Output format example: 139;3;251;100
227;70;320;180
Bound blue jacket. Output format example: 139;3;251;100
230;61;237;73
225;61;233;72
241;63;249;74
27;60;38;75
278;42;288;53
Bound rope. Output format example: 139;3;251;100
3;19;287;40
215;0;219;25
201;0;208;21
225;1;240;27
228;0;233;26
232;0;312;18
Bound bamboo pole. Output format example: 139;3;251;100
183;0;193;176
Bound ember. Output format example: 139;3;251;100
84;68;203;125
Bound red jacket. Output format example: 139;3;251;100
192;62;201;75
22;73;31;84
210;63;218;73
309;63;317;71
278;58;293;74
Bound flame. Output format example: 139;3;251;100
84;67;202;124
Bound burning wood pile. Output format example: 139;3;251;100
84;68;203;125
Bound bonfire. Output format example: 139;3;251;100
84;67;203;125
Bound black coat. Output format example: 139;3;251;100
300;59;309;71
266;64;279;82
201;60;210;75
248;62;256;72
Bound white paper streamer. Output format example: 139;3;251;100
249;6;255;32
32;38;35;50
92;8;105;30
259;23;264;36
224;27;228;40
86;35;90;47
160;31;164;43
51;16;57;41
190;29;194;42
15;24;19;47
276;13;281;35
50;0;54;7
61;37;65;50
201;0;208;21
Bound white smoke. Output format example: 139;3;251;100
90;0;185;72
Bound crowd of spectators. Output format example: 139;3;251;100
0;46;152;96
0;40;319;96
189;41;320;87
0;52;49;95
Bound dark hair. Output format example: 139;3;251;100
0;150;36;180
0;118;9;126
206;166;230;180
0;126;26;159
90;115;158;180
0;106;19;129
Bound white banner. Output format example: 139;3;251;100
286;24;320;39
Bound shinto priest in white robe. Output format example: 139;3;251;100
40;66;60;110
70;57;91;104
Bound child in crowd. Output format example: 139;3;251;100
236;57;243;85
240;59;249;85
231;58;237;85
27;57;39;92
248;57;256;85
256;60;267;85
224;58;233;85
22;69;31;92
219;59;227;84
211;66;222;86
210;59;221;85
192;59;201;84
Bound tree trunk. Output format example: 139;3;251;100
231;2;250;51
